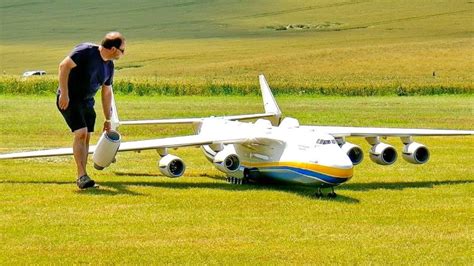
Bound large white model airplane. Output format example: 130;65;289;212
1;75;472;197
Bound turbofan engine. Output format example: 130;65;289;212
213;150;240;173
402;142;430;164
158;154;186;178
93;130;121;170
369;143;398;165
340;142;364;165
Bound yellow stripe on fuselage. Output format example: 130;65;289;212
242;161;353;178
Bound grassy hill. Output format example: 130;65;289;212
1;0;472;42
0;0;473;93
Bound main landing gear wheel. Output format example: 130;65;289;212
226;176;247;185
315;187;324;198
314;186;337;198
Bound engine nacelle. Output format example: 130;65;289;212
213;150;240;173
369;143;397;165
158;154;185;178
340;142;364;165
402;142;430;164
93;130;121;170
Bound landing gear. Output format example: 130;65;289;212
327;186;337;198
226;176;247;185
315;187;324;198
314;186;337;198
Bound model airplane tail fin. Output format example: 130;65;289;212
259;74;282;126
117;75;282;126
110;86;120;130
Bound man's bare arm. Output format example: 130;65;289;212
58;57;77;110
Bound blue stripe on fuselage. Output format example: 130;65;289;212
250;166;350;185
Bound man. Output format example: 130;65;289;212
56;32;126;189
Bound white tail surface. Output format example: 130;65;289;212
259;74;282;126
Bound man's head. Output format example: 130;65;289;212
100;32;126;60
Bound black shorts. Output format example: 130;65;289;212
56;96;96;132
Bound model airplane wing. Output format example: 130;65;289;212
302;126;474;138
0;133;251;160
118;134;250;151
0;147;76;159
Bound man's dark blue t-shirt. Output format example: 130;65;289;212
66;43;114;107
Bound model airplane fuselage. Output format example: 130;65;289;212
1;75;472;196
198;118;353;187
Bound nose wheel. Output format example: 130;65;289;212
315;186;337;198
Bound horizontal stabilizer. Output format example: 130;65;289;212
120;113;278;126
119;75;281;126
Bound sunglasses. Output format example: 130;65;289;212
117;47;125;54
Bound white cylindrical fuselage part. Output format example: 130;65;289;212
93;130;121;170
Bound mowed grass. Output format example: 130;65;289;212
0;95;473;264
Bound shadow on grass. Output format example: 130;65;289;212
107;172;474;202
77;182;144;196
2;177;472;203
97;179;361;204
0;180;145;196
109;177;361;204
114;172;160;177
104;172;354;203
339;180;474;192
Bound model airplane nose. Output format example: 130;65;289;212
314;148;354;180
334;155;354;170
317;148;353;168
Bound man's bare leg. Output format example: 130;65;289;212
73;127;89;177
73;128;95;188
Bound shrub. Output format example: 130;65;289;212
0;76;472;96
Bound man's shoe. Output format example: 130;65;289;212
76;175;96;189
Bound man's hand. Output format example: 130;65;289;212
58;56;76;110
58;93;69;110
103;121;112;132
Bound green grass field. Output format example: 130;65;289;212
0;95;473;264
